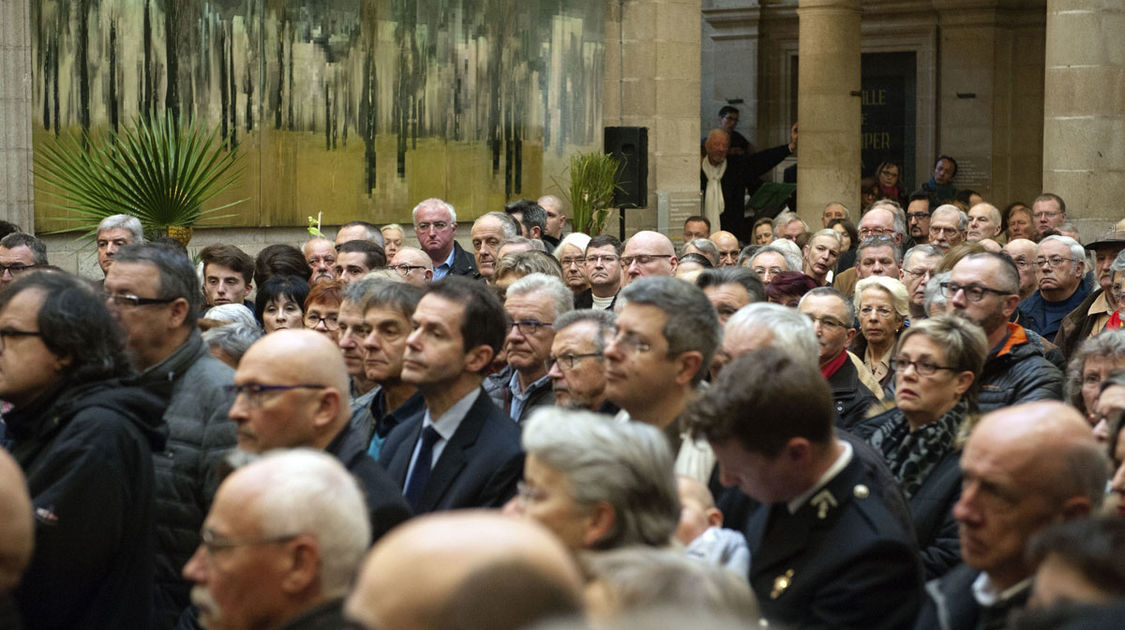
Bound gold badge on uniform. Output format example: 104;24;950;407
771;569;794;599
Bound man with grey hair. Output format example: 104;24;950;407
548;309;617;413
773;211;808;241
682;238;720;267
230;330;411;540
928;204;967;251
802;229;842;286
900;244;943;321
471;211;520;280
183;450;372;630
966;203;1003;242
96;213;144;276
537;194;567;246
747;245;797;284
1002;238;1039;301
714;303;819;375
202;322;263;368
822;202;849;227
0;232;48;288
798;289;882;428
104;243;237;627
834;236;903;298
605;277;720;478
1056;230;1125;358
503;273;574;423
303;237;338;284
336;220;387;248
915;402;1108;630
696;267;766;325
1019;235;1091;340
413;197;476;279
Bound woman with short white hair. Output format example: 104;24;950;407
853;276;910;393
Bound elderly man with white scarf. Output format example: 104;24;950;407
700;123;798;242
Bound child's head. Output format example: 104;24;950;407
675;476;724;545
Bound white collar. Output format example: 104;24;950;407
971;572;1033;608
423;387;481;442
787;440;853;514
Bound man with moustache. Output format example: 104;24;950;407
906;194;931;244
302;237;338;284
576;235;624;310
183;451;373;630
928;205;967;251
547;309;617;414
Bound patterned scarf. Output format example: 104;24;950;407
867;399;967;499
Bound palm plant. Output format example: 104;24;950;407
558;152;623;235
35;113;244;245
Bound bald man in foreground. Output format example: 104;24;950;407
345;512;584;630
0;449;33;627
231;330;411;541
621;231;678;285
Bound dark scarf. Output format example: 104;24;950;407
867;399;967;498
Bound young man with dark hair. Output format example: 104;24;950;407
199;244;254;310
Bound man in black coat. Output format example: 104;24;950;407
229;329;412;540
684;348;923;629
379;277;523;513
412;197;477;280
700;124;797;241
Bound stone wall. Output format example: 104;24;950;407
0;0;33;231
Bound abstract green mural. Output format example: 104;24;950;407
32;0;606;230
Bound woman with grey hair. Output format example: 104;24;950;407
1064;329;1125;438
505;408;679;551
852;276;910;393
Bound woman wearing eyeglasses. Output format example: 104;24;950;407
303;280;343;342
0;272;166;627
853;315;987;579
852;276;910;395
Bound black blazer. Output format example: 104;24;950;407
377;388;523;514
324;422;413;543
447;241;478;277
741;454;924;629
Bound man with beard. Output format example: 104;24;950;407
906;194;931;244
547;309;617;414
302;237;338;284
944;252;1063;411
928;205;967;252
183;451;372;630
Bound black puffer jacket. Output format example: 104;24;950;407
7;379;167;630
133;330;236;629
977;322;1064;412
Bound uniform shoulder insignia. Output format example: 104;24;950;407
853;484;870;499
771;569;795;599
810;489;837;519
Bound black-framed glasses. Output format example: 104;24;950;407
0;327;42;352
585;254;620;265
549;352;603;370
620;254;672;267
303;313;340;330
0;263;38;275
199;529;299;556
859;227;894;237
907;212;931;221
223;383;327;408
388;264;426;274
940;282;1012;302
889;357;957;376
508;319;554;336
106;293;178;308
1035;256;1080;268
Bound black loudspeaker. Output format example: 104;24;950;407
604;126;648;208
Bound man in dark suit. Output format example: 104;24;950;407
684;348;924;629
412;198;477;280
379;277;523;514
229;329;412;542
700;124;797;241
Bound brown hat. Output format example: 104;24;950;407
1085;230;1125;251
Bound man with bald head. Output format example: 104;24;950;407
916;402;1107;630
344;512;584;630
471;212;519;280
389;246;434;287
709;230;741;267
621;231;678;285
231;330;411;540
0;449;32;626
1002;239;1039;300
701;126;797;240
536;195;567;247
966;203;1002;242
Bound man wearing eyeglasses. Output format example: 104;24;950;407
388;247;434;287
227;329;411;542
900;244;943;321
378;277;523;513
928;205;968;251
413;198;477;280
575;235;623;310
104;243;238;628
547;309;617;413
0;232;47;288
1056;230;1125;359
1032;193;1068;236
946;252;1063;412
620;231;678;286
906;194;931;244
1018;235;1091;341
183;450;373;630
1001;239;1040;301
831;206;904;296
502;274;573;423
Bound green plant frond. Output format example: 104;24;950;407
555;152;623;235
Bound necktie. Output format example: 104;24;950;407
404;426;441;510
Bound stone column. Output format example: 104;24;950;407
1043;0;1124;238
796;0;861;225
0;0;35;232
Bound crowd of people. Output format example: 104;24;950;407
1;170;1125;630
